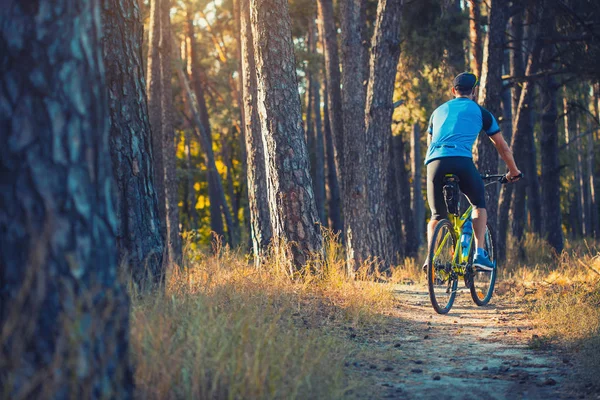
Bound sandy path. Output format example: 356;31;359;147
347;284;574;399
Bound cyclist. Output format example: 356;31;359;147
423;72;521;271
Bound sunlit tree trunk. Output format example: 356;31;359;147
0;0;132;395
186;9;227;241
240;0;272;264
340;0;369;269
103;0;165;284
251;0;323;267
361;0;405;267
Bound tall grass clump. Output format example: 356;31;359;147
130;232;396;399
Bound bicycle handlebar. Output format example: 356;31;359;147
481;173;524;184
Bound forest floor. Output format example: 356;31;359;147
344;283;587;400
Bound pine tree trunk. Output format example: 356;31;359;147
184;129;199;229
340;0;369;269
309;21;327;224
476;0;508;233
323;78;344;235
393;135;417;257
102;0;165;284
587;117;598;238
411;124;425;251
0;1;133;395
251;0;323;268
185;11;226;241
159;0;181;262
317;0;345;179
361;0;404;267
240;0;272;264
147;0;166;238
563;96;583;238
468;0;483;78
540;74;564;253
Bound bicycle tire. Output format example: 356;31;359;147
427;219;458;314
469;224;497;306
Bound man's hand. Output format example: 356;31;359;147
506;170;522;182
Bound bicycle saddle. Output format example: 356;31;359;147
443;174;459;183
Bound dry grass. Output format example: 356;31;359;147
495;235;600;391
130;233;397;399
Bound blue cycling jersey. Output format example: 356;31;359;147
424;97;500;165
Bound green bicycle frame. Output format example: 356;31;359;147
433;205;474;273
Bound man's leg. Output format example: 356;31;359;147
472;208;487;249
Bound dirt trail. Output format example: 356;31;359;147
348;284;575;399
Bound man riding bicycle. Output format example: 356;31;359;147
424;72;521;271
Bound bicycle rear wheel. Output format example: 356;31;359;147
469;224;497;306
428;220;458;314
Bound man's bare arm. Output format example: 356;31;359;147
489;132;522;180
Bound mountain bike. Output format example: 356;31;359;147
427;173;520;314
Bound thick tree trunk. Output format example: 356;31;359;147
540;74;564;253
323;78;344;235
251;0;323;268
340;0;370;269
468;0;483;78
186;11;226;241
102;0;165;284
411;124;425;251
476;0;508;233
361;0;404;267
240;0;272;264
0;1;132;395
317;0;345;179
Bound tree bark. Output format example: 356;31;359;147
251;0;323;268
563;95;583;238
393;135;416;257
340;0;370;269
185;9;227;241
361;0;404;268
0;0;133;395
308;20;327;225
476;0;508;233
468;0;483;78
147;0;166;238
317;0;345;180
540;74;564;253
323;77;344;235
411;123;425;251
240;0;272;264
102;0;165;284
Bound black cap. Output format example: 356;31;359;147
453;72;478;91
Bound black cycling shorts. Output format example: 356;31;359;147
426;156;486;221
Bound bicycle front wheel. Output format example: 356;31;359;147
428;219;458;314
470;224;497;306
